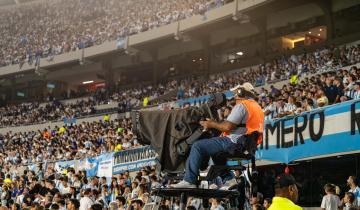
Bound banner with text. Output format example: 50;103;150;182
257;99;360;163
112;146;157;174
97;152;114;178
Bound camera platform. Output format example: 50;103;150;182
205;165;246;180
151;188;240;210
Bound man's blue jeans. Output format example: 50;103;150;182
184;136;245;184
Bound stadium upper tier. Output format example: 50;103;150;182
0;0;230;68
0;41;360;127
0;41;359;131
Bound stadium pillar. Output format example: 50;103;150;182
252;16;268;61
102;58;115;94
9;78;16;102
315;0;335;41
151;49;159;84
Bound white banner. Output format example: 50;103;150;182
97;153;114;178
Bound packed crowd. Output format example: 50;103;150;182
0;165;162;210
0;76;184;127
0;162;359;210
172;45;360;121
2;43;360;127
0;100;96;127
0;0;228;67
176;44;360;100
260;65;360;120
0;117;137;167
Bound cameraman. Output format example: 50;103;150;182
171;83;264;189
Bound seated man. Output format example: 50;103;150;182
171;83;264;189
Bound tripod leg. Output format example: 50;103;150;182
180;193;187;210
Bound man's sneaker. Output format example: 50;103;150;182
209;183;219;189
220;178;238;190
170;180;196;188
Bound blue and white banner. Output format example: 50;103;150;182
257;99;360;163
55;160;75;174
112;146;157;174
97;152;114;178
77;157;99;177
113;159;157;175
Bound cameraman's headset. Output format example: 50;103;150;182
232;85;255;100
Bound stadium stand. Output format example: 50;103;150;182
0;0;360;209
1;43;359;127
0;0;228;67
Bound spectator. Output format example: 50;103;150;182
116;196;126;210
210;198;224;210
343;192;356;210
353;81;360;100
268;174;302;210
263;198;272;209
347;176;360;207
251;192;264;207
316;89;329;107
324;78;338;104
131;199;144;210
320;183;341;210
79;189;94;210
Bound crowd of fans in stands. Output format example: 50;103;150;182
0;117;136;167
0;165;162;210
1;43;360;127
0;0;228;67
0;100;96;127
0;162;359;210
176;44;360;100
1;0;360;209
0;77;183;127
260;66;360;120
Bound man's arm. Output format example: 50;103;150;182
200;103;246;133
199;119;237;133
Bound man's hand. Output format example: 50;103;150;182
199;119;215;129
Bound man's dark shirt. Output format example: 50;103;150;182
324;85;338;104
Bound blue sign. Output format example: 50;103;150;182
257;99;360;163
113;159;157;175
112;146;157;174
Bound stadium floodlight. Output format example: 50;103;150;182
82;80;94;84
236;51;244;56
